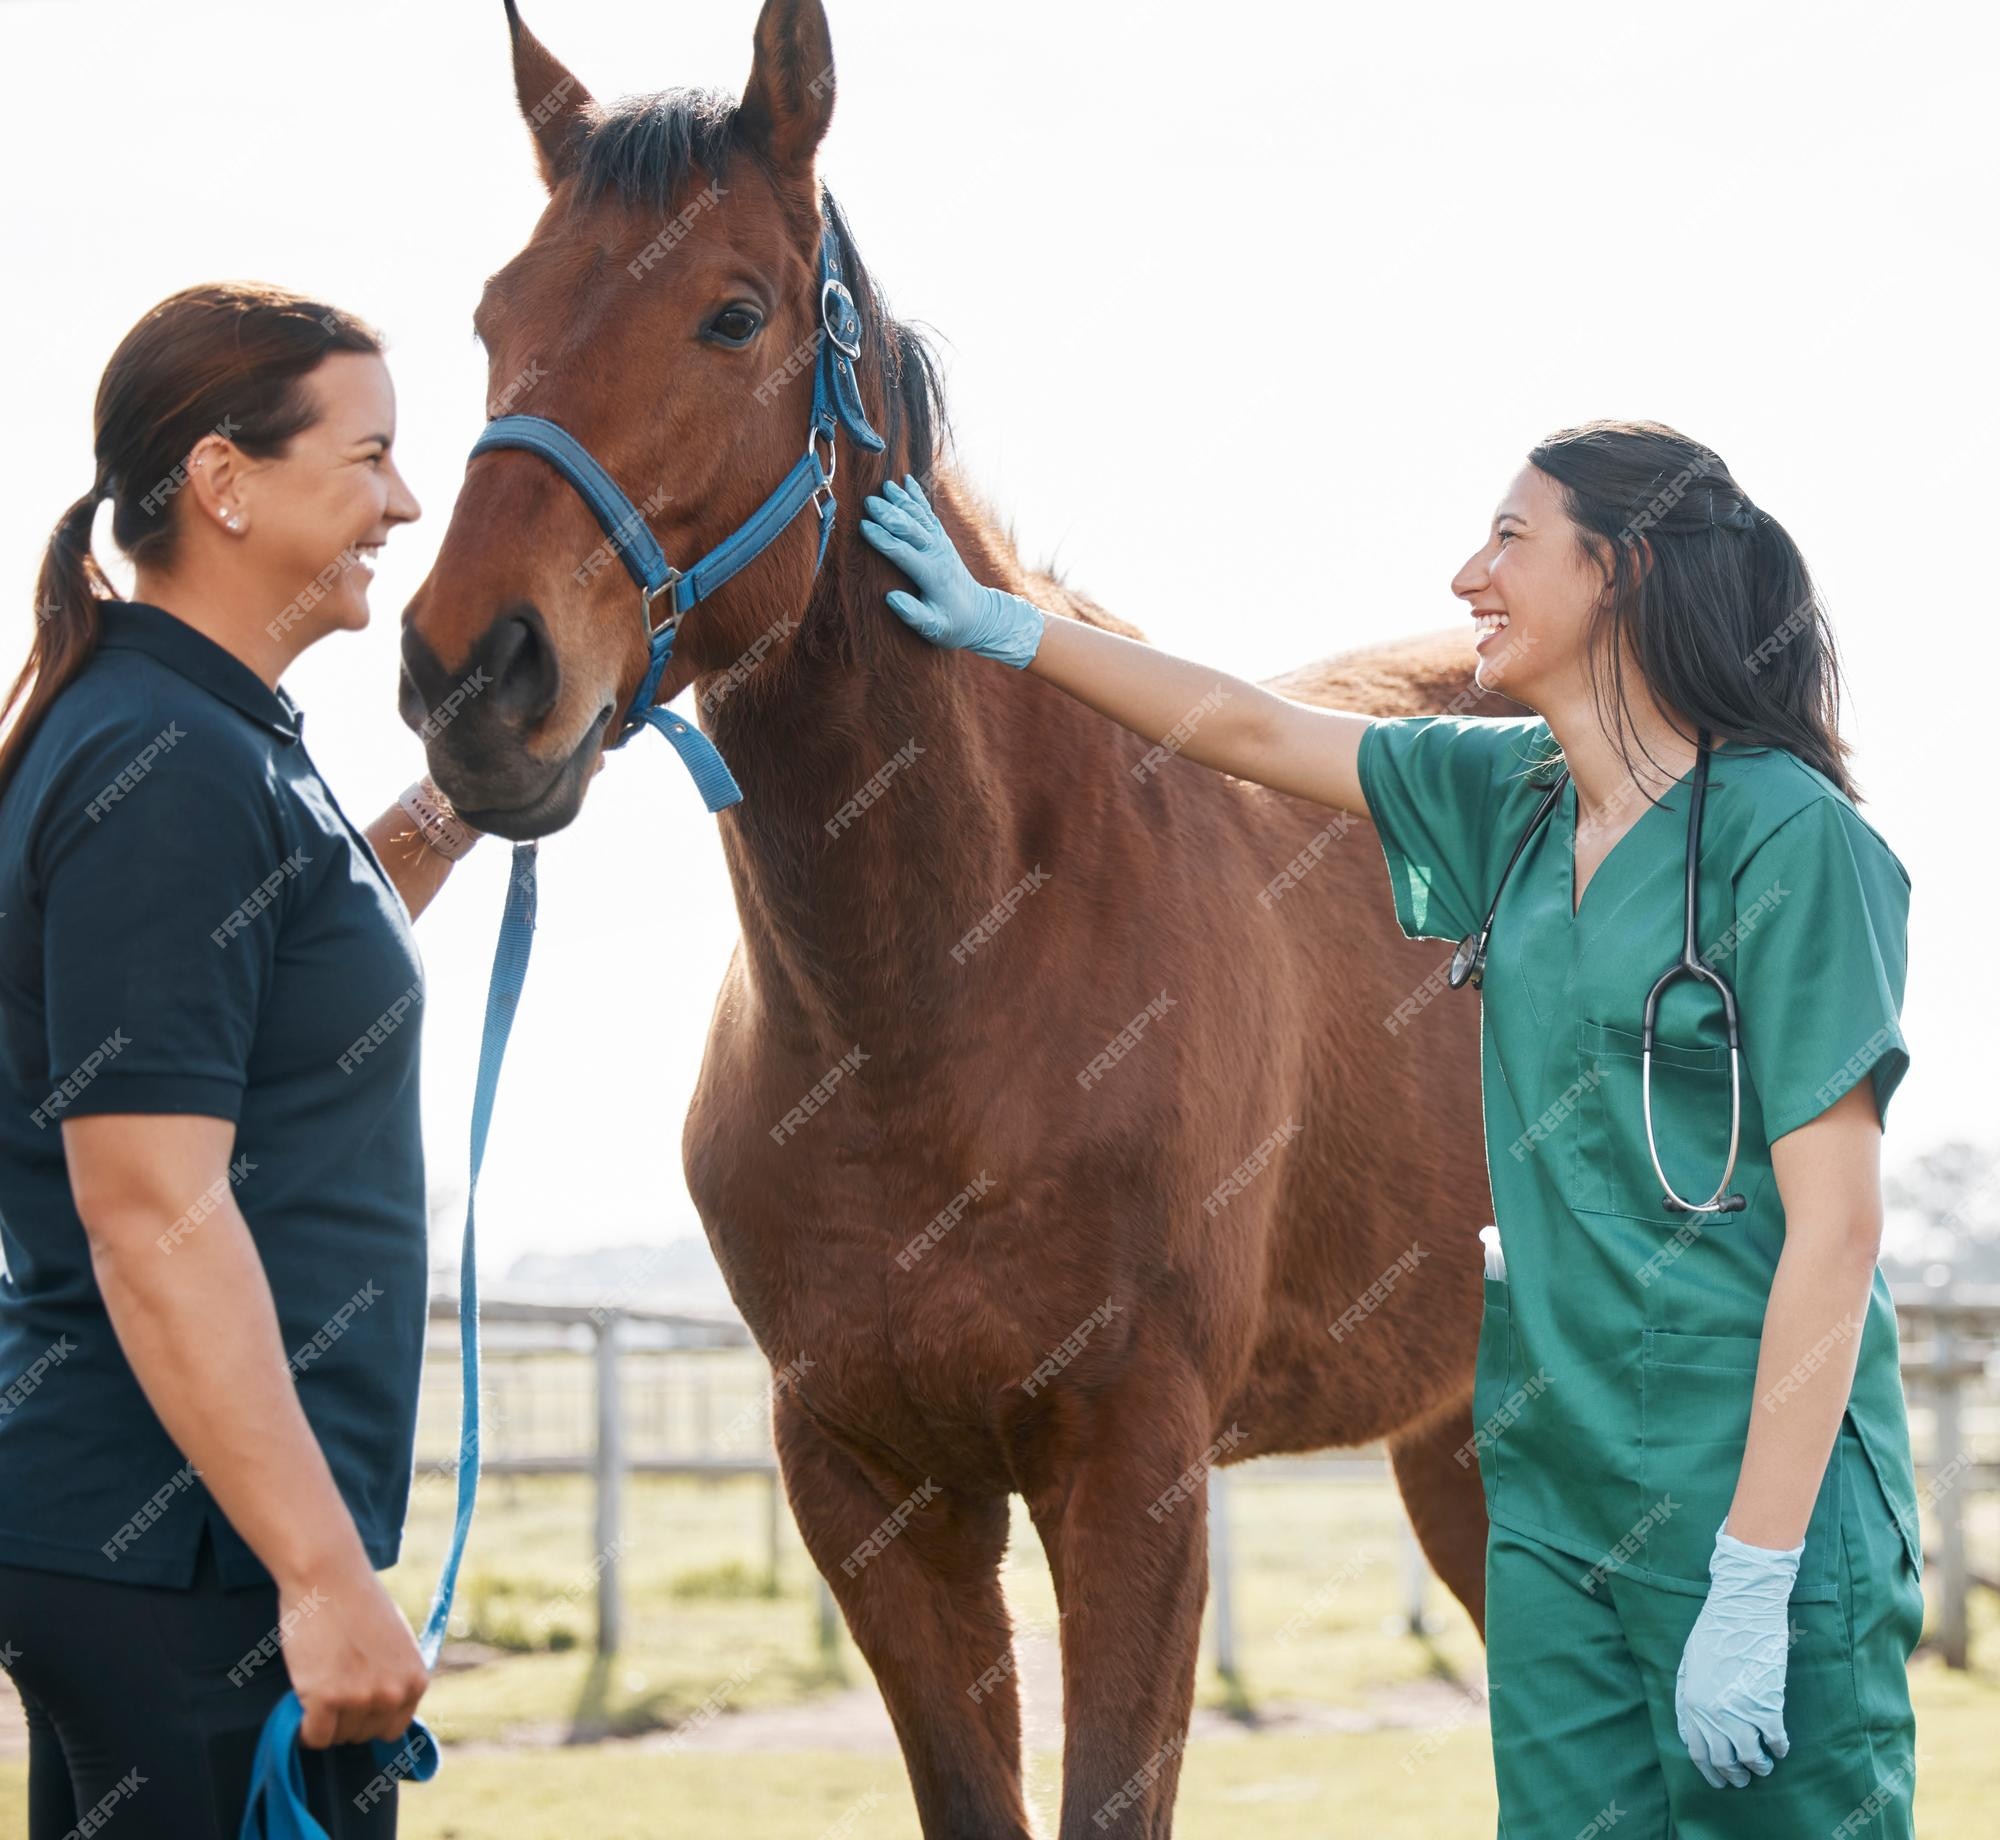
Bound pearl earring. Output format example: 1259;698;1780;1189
225;514;242;531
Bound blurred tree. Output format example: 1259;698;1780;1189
1884;1140;2000;1286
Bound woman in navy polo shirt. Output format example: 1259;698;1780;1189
0;282;486;1838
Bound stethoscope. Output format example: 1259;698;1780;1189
1446;726;1746;1216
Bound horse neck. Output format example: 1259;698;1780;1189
704;473;1090;1043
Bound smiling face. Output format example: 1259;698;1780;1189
1451;461;1610;708
218;351;420;642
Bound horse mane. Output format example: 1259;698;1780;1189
566;86;951;495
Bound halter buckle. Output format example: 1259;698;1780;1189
644;570;683;640
819;277;863;360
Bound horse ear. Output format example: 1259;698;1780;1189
737;0;838;177
503;0;596;193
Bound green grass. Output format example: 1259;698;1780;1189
372;1673;2000;1839
380;1730;1508;1840
3;1465;1994;1836
7;1709;1994;1839
383;1470;848;1740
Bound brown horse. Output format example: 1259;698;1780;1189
401;4;1521;1832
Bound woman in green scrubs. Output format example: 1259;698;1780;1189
854;418;1922;1838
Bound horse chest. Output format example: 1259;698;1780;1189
688;1052;1142;1470
727;1211;1081;1479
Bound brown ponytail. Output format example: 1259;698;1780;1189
25;483;118;745
0;282;383;804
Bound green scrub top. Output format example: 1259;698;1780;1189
1357;712;1921;1601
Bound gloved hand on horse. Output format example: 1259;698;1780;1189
858;474;1047;669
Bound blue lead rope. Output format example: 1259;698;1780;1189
240;684;739;1838
239;843;541;1839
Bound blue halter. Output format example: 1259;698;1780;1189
465;210;884;810
238;203;883;1839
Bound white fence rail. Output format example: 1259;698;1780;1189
424;1287;2000;1669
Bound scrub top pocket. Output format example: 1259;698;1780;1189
1637;1327;1842;1601
1567;1018;1763;1223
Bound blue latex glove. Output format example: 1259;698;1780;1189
857;475;1047;668
1674;1519;1802;1790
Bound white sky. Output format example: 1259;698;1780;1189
2;0;1992;1281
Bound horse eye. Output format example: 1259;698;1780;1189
708;306;762;346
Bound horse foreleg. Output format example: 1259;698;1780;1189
1385;1390;1489;1640
773;1394;1037;1839
1026;1371;1212;1839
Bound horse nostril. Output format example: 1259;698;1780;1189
481;605;560;727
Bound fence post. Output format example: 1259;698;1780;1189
816;1574;840;1659
1932;1308;1968;1669
1208;1467;1237;1683
593;1312;623;1657
766;1472;783;1592
1399;1515;1433;1636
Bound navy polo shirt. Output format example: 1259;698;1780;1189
0;600;428;1589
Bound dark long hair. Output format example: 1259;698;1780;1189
0;282;382;803
1527;419;1857;801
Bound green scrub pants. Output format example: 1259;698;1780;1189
1485;1422;1923;1839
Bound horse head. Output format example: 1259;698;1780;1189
400;0;937;837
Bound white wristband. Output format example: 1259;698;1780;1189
398;775;483;862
